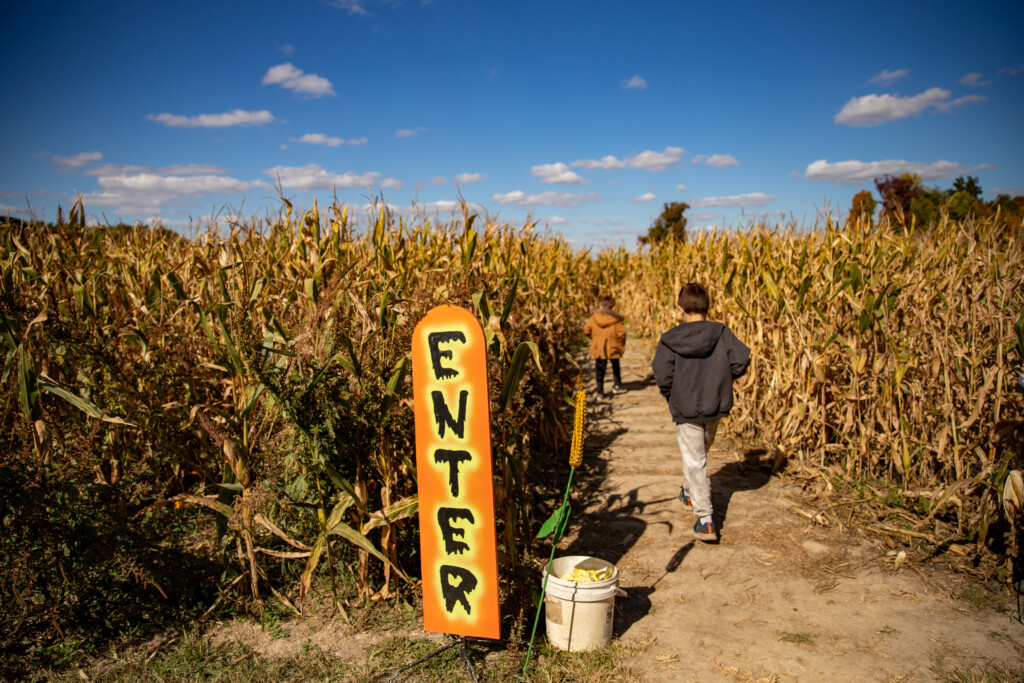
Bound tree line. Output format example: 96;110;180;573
640;176;1023;244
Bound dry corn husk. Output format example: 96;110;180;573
1003;470;1023;518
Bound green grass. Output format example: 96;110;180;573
957;586;991;610
32;619;648;682
47;633;360;682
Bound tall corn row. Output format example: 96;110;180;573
1;197;597;631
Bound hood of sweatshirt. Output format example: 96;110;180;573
660;320;724;358
589;309;623;328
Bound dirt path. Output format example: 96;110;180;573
562;339;1023;682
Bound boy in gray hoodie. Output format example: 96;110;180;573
651;283;750;542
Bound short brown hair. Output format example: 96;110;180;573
600;296;615;309
677;283;709;314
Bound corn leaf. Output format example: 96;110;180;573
497;341;540;412
327;519;409;581
361;495;418;534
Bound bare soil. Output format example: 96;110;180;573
564;338;1024;681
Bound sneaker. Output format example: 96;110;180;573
693;518;718;542
610;385;627;395
679;487;693;509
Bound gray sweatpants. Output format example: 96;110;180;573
676;419;721;519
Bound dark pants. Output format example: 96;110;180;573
594;358;621;391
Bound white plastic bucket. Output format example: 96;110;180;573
542;555;623;651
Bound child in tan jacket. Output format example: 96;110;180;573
584;296;627;396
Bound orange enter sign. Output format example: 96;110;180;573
412;305;500;639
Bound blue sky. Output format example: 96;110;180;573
2;0;1022;246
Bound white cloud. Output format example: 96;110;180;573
705;154;739;167
569;147;685;172
960;72;990;86
96;174;264;196
868;68;909;85
261;63;335;98
299;133;344;147
417;200;461;212
626;146;685;171
690;155;706;165
943;94;987;109
53;151;103;170
624;74;647;89
802;158;993;184
634;192;656;203
263;164;401;190
546;217;568;225
396;127;430;139
53;155;231;178
834;87;985;126
531;162;586;185
427;176;447;186
998;64;1024;76
82;163;228;177
82;172;269;214
0;203;28;215
297;135;367;147
147;109;275;128
279;43;296;55
157;164;230;176
327;0;411;17
690;192;775;208
368;200;486;217
329;0;369;15
571;155;625;170
689;212;721;222
491;190;599;207
675;184;687;191
454;172;486;184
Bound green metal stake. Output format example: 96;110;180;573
520;467;574;679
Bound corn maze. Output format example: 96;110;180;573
1;200;1022;659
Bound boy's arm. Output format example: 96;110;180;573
651;341;674;399
616;320;626;344
723;327;751;379
583;318;593;337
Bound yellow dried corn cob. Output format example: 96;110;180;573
569;374;586;469
560;567;613;583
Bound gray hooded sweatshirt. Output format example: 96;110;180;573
651;321;750;423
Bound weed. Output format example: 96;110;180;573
930;663;1024;683
776;631;815;646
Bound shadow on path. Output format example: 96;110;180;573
532;352;774;640
710;447;773;532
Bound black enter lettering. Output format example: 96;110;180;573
439;564;478;615
434;449;472;497
431;390;468;439
428;331;466;380
437;506;474;555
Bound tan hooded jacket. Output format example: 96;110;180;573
584;308;627;359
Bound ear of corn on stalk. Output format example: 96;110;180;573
569;374;585;469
